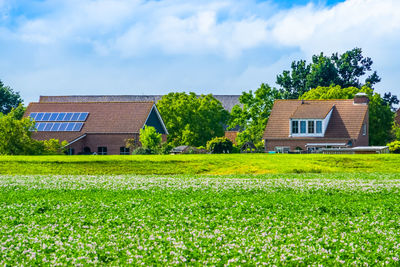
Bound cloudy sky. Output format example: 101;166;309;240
1;0;399;103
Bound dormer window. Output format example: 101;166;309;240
291;119;324;136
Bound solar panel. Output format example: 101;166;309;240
78;112;89;121
66;122;75;131
73;122;83;131
56;113;66;121
34;122;84;131
49;113;58;121
51;123;61;131
44;123;53;131
58;123;68;131
29;113;37;120
36;122;46;131
70;113;80;121
42;113;51;121
36;113;44;121
32;112;88;131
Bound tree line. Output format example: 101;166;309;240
1;47;399;154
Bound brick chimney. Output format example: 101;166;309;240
354;92;369;105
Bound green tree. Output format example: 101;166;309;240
0;80;23;115
387;140;400;153
206;137;233;154
0;108;35;155
140;126;162;151
229;83;280;146
157;92;229;147
277;48;381;99
0;107;67;155
301;85;393;145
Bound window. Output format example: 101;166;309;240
300;121;306;133
362;123;367;135
308;121;315;134
66;148;75;155
98;147;107;155
275;147;290;153
120;147;130;155
292;121;299;134
316;121;322;134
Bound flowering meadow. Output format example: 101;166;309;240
1;173;400;265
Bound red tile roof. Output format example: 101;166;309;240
24;101;154;142
291;102;334;119
263;99;368;139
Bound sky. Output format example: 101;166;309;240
0;0;399;104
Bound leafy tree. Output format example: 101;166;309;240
301;85;393;145
206;137;233;154
387;140;400;153
0;80;23;115
157;92;229;147
43;139;68;155
125;137;138;152
277;48;381;99
228;83;280;146
0;107;67;155
276;60;310;99
0;108;36;155
301;85;372;100
383;92;399;111
140;126;162;151
391;122;400;141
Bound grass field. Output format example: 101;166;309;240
0;154;400;175
1;155;400;264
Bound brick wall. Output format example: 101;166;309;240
265;138;357;152
68;133;139;155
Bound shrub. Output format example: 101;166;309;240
132;147;152;155
140;126;162;151
387;141;400;153
206;137;233;154
159;142;173;155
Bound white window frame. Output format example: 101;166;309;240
290;119;324;137
275;146;290;153
362;123;367;135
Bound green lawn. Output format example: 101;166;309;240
1;174;400;265
0;154;399;175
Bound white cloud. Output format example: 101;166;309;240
2;0;400;101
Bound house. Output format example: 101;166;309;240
263;93;369;153
39;94;241;144
24;101;168;155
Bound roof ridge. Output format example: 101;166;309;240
32;101;155;104
276;99;353;102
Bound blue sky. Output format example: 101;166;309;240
0;0;399;103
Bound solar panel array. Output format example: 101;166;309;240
29;112;88;132
30;112;89;122
35;122;84;132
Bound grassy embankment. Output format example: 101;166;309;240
0;154;400;175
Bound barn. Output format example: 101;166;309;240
24;101;168;155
